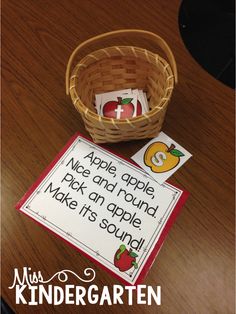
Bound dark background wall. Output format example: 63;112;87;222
179;0;235;88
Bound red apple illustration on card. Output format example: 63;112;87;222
103;96;141;119
136;100;142;116
114;244;138;272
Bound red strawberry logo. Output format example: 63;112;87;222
103;97;142;119
114;244;138;272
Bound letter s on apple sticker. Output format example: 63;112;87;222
144;142;184;173
151;152;167;167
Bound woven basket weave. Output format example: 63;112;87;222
66;29;178;143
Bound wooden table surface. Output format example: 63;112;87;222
2;1;235;313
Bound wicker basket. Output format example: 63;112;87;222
66;29;177;143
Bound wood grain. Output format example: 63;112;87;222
2;0;234;313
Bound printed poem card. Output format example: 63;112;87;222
16;133;188;285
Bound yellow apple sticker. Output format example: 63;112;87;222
144;142;185;173
132;132;192;184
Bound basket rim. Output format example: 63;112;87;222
69;45;175;124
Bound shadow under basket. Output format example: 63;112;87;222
66;29;178;143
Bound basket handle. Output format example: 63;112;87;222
66;29;178;95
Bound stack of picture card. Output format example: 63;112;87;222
95;89;149;119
